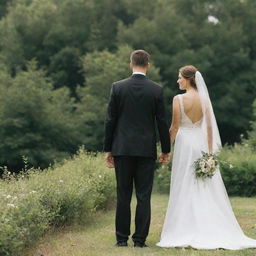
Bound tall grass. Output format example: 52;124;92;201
0;149;115;256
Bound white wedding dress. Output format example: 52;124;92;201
157;94;256;250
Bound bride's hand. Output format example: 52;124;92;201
159;153;171;164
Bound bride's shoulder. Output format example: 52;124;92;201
173;94;184;100
172;94;182;106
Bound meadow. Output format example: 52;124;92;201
24;194;256;256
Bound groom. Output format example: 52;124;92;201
104;50;170;247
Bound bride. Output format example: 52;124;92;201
157;65;256;250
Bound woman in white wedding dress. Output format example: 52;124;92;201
157;65;256;250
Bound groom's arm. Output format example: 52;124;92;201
103;83;118;153
156;87;171;154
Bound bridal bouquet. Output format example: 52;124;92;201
193;151;219;179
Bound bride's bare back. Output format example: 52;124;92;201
182;93;203;124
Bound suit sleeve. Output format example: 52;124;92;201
156;87;171;153
103;84;118;152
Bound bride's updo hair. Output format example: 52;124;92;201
179;65;198;89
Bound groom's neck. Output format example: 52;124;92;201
132;67;147;74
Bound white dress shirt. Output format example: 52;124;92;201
132;72;146;76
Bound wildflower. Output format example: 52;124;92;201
229;164;233;169
7;203;15;208
99;175;102;178
59;179;64;183
6;195;12;199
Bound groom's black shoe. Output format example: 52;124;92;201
115;241;128;247
134;241;148;248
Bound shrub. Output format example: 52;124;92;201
0;149;115;256
219;143;256;196
154;161;172;194
154;144;256;196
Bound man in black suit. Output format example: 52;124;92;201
104;50;170;248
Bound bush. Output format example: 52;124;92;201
154;144;256;196
0;149;115;256
154;161;172;194
219;143;256;196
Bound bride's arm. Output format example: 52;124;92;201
169;96;180;145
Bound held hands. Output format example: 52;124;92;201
105;152;115;168
158;153;171;164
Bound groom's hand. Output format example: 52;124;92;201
158;153;170;164
105;152;115;168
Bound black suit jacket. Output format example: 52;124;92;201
103;74;170;159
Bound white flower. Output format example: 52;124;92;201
6;195;12;199
59;179;64;183
7;203;15;208
229;164;233;169
99;175;102;178
199;161;205;170
208;160;215;169
30;190;37;194
208;15;219;25
202;167;208;173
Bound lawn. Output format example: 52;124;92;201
24;194;256;256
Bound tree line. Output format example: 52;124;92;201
0;0;255;171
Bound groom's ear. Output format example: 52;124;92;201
129;62;133;70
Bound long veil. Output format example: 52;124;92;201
195;71;222;153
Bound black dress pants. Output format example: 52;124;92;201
114;156;155;243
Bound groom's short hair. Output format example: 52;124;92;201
130;50;150;67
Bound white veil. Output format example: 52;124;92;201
195;71;222;153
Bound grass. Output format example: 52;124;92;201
23;194;256;256
0;151;115;256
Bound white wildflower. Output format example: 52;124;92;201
6;195;12;199
208;15;219;25
229;164;233;169
99;175;102;178
59;179;64;183
7;203;15;208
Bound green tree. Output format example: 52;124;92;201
0;0;10;19
0;61;80;171
0;0;92;89
118;0;256;143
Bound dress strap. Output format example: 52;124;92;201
177;94;185;115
